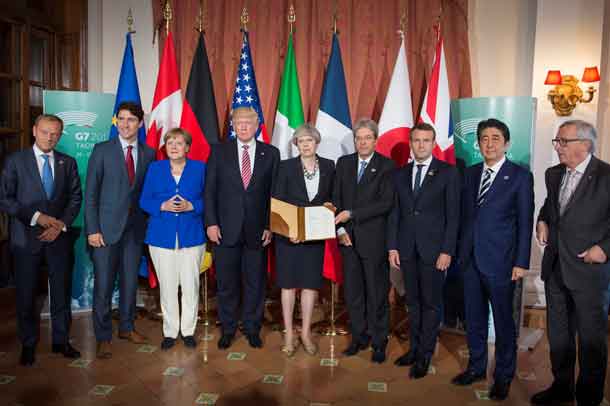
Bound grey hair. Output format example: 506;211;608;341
559;120;597;154
292;123;321;145
353;118;379;139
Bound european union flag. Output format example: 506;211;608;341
110;32;146;143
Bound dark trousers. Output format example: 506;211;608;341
403;255;445;360
341;246;389;348
91;226;142;342
214;243;266;336
14;237;71;348
464;259;516;383
545;261;607;405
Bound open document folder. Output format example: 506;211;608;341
270;198;336;241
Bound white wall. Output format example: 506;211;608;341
88;0;158;113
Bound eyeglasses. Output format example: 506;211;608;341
551;138;583;147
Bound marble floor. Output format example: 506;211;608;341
0;289;607;406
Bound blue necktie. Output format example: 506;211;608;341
413;164;424;196
41;154;54;199
357;160;367;183
477;168;493;206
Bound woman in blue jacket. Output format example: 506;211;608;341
140;128;206;350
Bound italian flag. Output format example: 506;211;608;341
272;32;304;159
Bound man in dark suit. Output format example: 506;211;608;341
85;102;155;359
451;118;534;400
0;114;82;365
205;107;279;350
532;120;610;406
387;122;460;378
333;118;395;363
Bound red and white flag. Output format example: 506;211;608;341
418;35;454;164
146;32;182;160
377;35;414;167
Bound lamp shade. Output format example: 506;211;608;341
544;70;562;85
582;66;600;83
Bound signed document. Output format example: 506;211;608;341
270;198;336;241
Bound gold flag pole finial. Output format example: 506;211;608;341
196;0;206;33
163;0;172;36
127;8;136;34
399;8;407;37
241;6;249;32
332;0;338;34
288;4;296;34
435;1;443;41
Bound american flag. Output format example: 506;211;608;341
228;31;269;143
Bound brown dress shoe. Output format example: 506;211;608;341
118;330;148;344
96;341;112;359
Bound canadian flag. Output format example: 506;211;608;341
377;34;414;167
419;35;454;164
146;32;182;159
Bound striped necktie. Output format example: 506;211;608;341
241;145;252;188
477;168;493;206
357;160;367;183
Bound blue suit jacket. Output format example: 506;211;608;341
139;159;206;249
458;159;534;283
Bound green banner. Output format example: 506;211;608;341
43;91;115;311
451;96;536;169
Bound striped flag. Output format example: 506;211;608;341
315;33;354;162
146;32;182;160
228;31;269;143
377;35;414;167
316;32;351;285
418;35;454;164
272;32;304;159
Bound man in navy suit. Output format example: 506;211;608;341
387;122;460;378
451;119;534;400
85;102;155;359
205;107;279;350
0;114;82;365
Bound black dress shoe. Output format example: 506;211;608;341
52;343;81;359
182;335;197;348
246;333;263;348
394;350;417;367
161;337;176;350
342;335;371;356
489;381;511;400
217;334;235;350
530;385;574;405
451;369;486;386
20;346;35;366
409;357;431;379
371;346;386;364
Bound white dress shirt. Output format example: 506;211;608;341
412;155;433;190
479;155;506;193
304;170;320;202
237;138;256;175
119;136;138;170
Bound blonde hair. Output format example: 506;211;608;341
163;127;192;146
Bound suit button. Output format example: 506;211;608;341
175;213;178;217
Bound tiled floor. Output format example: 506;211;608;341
0;291;608;405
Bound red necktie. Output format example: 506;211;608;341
126;145;135;186
241;145;251;188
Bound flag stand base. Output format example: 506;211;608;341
314;282;349;336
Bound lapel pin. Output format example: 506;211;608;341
58;160;64;165
371;168;377;173
260;152;265;156
504;175;509;180
428;170;435;177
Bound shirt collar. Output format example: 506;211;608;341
413;155;433;167
484;155;506;173
237;137;256;149
572;154;592;174
119;136;138;150
33;143;54;159
358;152;375;165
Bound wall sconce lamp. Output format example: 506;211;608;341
544;66;600;116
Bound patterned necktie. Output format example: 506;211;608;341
559;169;579;215
413;164;424;196
477;168;493;206
125;145;135;186
241;145;252;188
41;154;53;199
357;160;367;183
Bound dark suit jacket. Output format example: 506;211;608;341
84;137;155;245
458;159;534;283
204;139;280;248
538;156;610;289
0;148;82;253
333;152;395;258
387;158;460;264
273;156;335;207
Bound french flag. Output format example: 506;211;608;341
419;35;454;164
315;32;352;285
